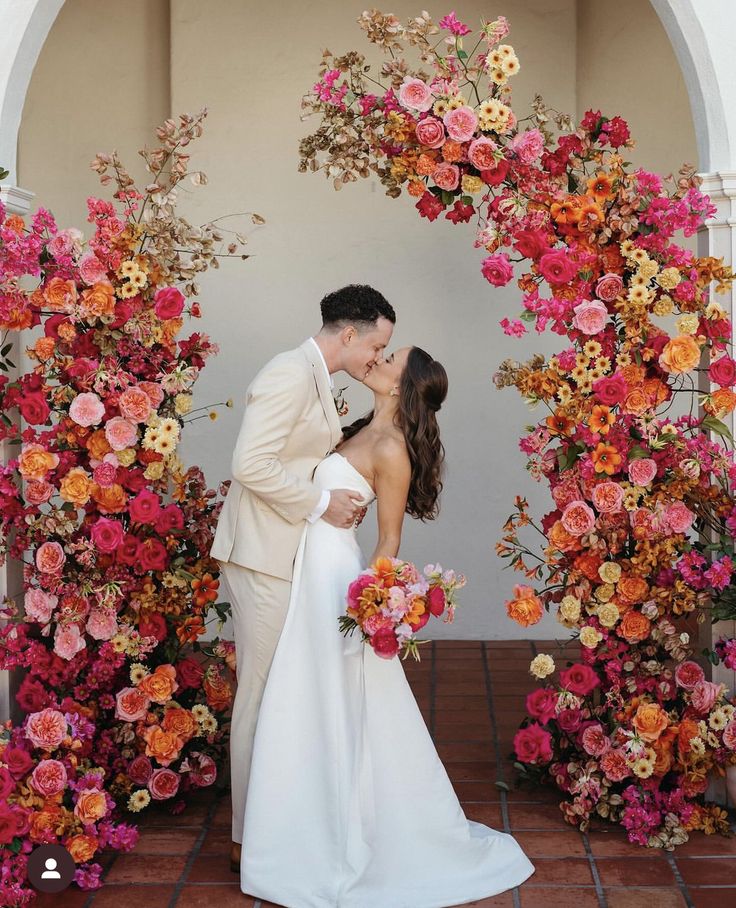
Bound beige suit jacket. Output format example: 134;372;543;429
210;339;343;581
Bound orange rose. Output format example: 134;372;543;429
142;724;185;766
80;281;116;319
621;389;651;416
618;609;651;643
678;717;700;755
59;467;92;507
86;429;113;461
632;702;670;742
43;276;77;312
66;833;99;864
204;667;233;712
617;574;649;606
505;584;543;627
138;664;179;704
659;335;702;375
29;804;66;842
73;788;108;824
620;364;647;386
91;482;128;514
705;388;736;419
642;377;669;408
573;550;604;582
652;727;677;775
548;519;582;554
162;707;198;742
18;444;59;480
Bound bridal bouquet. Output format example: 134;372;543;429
339;557;465;661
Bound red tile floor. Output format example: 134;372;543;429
33;641;736;908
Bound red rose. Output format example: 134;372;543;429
16;677;50;713
513;723;553;764
155;504;184;535
18;391;50;425
0;803;20;845
479;158;510;186
3;747;34;780
557;708;583;734
538;249;578;285
176;657;205;690
116;534;141;566
559;663;600;696
148;767;180;800
0;768;15;801
709;355;736;388
91;517;124;553
139;613;168;642
128;489;161;524
513;229;549;260
371;628;400;659
189;751;217;787
427;586;446;617
154;287;185;320
128;755;153;785
138;537;168;572
525;688;558;725
592;372;627;406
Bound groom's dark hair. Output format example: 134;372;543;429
320;284;395;331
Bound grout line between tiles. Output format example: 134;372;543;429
666;850;696;908
581;832;609;908
165;788;226;907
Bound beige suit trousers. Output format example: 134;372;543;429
219;560;292;845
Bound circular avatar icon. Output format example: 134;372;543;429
27;843;76;893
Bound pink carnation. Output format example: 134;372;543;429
581;723;611;757
627;458;657;486
69;392;106;427
443;105;478;142
104;416;138;451
572;299;608;335
398;78;433;112
600;749;630;782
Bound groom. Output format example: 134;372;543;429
210;284;395;871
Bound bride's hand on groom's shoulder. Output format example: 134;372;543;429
322;489;365;529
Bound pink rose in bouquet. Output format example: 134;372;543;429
561;500;595;536
482;253;514;287
148;767;180;800
119;386;153;422
398;77;433;112
25;708;68;751
29;759;68;797
627;457;657;486
69;392;106;427
104;416;138;450
468;137;497;170
595;272;624;302
153;286;185;320
432;162;460;191
443;105;478;142
513;723;553;764
35;541;66;573
415;116;446;148
572;299;608;335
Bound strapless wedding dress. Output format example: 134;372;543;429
240;452;534;907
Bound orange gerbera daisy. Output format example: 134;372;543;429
590;442;622;475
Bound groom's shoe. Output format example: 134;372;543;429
230;841;242;873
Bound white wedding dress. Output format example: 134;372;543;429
240;452;535;907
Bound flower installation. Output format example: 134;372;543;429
340;557;466;660
301;9;736;848
0;109;258;903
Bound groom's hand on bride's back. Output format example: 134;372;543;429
322;489;365;529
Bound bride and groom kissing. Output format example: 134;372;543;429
210;284;534;907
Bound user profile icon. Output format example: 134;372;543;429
27;844;76;893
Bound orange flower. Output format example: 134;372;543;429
80;281;116;319
617;574;649;606
621;388;651;416
704;388;736;418
138;664;179;704
66;833;99;864
659;335;702;375
162;707;198;742
43;276;77;312
18;444;59;480
577;197;606;233
73;788;108;824
29;804;67;842
59;467;93;507
203;667;233;712
34;336;56;361
573;550;604;582
91;482;128;514
416;154;438;177
407;180;426;197
191;573;219;607
176;616;206;645
586;171;616;203
590;442;622;475
441;140;463;163
589;405;614;435
632;702;670;742
405;596;427;628
505;584;543;627
652;726;678;775
4;214;25;234
373;557;397;587
548;519;582;554
678;717;700;755
618;609;651;643
86;428;113;461
142;724;184;766
546;408;575;436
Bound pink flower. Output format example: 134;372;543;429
86;607;118;641
93;460;118;487
25;708;68;751
562;500;596;536
427;586;446;617
709;355;736;388
525;688;558;725
25;479;54;504
91;516;124;553
591;481;623;513
188;751;218;787
35;541;66;573
723;719;736;751
30;759;68;797
481;253;514;287
595;272;624;302
24;589;57;624
432;162;460;191
468;137;497;170
104;416;138;451
54;623;86;661
581;723;611;757
443;105;478;142
572;299;608;335
600;749;630;782
398;78;433;112
128;755;153;785
153;287;185;320
559;663;600;696
507;129;544;164
666;501;695;535
139;381;165;408
513;723;553;764
69;392;106;427
439;11;471;36
119;387;153;423
627;458;657;486
372;627;400;659
674;660;705;690
690;679;720;714
128;489;162;524
415;117;446;148
148;767;180;800
592;372;627;406
538;249;577;284
79;253;108;284
115;687;151;722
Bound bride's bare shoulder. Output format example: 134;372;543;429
372;429;410;471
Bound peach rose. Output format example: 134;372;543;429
705;388;736;419
43;276;77;312
591;481;623;513
468;137;497;170
18;443;59;480
138;664;179;704
115;687;151;722
69;392;105;428
398;77;433;112
621;389;650;416
91;482;128;514
618;609;651;643
666;501;695;535
548;519;582;553
25;708;67;751
80;281;115;319
59;467;92;507
119;387;152;423
432;162;460;191
25;479;54;505
104;416;138;451
561;500;596;536
30;759;68;797
505;584;543;627
74;788;108;824
617;574;649;606
690;679;721;714
138;381;165;409
628;458;657;486
162;708;198;742
66;833;98;864
658;334;701;375
142;725;185;767
572;299;608;335
148;767;180;800
632;702;669;742
86;428;113;461
35;541;65;574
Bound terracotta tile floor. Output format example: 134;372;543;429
32;640;736;908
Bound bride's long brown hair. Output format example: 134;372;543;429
342;346;448;520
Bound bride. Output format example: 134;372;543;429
239;345;535;907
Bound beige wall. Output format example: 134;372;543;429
17;0;697;638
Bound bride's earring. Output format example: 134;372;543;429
389;387;399;397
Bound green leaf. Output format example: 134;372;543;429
0;168;9;181
628;445;650;460
457;49;468;60
567;172;577;193
519;309;536;322
439;189;456;206
461;195;473;206
702;415;735;444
